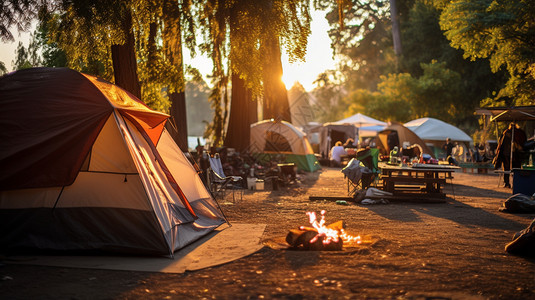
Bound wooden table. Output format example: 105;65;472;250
379;163;459;201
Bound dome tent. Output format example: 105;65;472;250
374;122;435;158
404;117;472;143
0;67;226;257
405;117;473;159
250;120;320;172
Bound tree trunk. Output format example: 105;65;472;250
163;0;188;151
390;0;402;70
224;74;257;152
111;9;141;99
167;92;189;151
262;35;291;122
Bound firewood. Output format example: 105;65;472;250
326;221;345;231
286;229;307;247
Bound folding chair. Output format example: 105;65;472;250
342;158;374;197
208;154;244;202
356;148;380;187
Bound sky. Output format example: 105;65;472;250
0;9;336;92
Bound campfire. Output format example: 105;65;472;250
286;210;362;251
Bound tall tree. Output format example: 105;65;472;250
439;0;535;105
200;0;310;149
316;0;398;91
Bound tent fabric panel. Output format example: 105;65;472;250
0;207;169;256
89;115;138;173
0;68;113;190
168;199;226;251
0;187;63;209
252;153;320;172
156;129;214;202
57;172;150;210
122;114;196;218
83;74;168;118
119;109;168;146
250;120;314;156
119;117;195;228
285;154;321;172
83;73;169;146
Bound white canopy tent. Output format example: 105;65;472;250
404;117;473;143
335;113;387;128
405;117;473;160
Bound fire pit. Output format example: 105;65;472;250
265;210;377;252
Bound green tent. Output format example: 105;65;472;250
250;120;321;172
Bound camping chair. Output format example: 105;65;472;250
342;158;375;197
356;148;381;187
208;154;244;202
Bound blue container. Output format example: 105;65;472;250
512;169;535;196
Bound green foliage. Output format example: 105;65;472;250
185;79;213;136
311;70;348;123
199;0;311;143
370;73;416;122
33;18;67;68
344;61;465;123
0;62;7;75
439;0;535;105
40;0;201;112
413;61;462;122
316;0;397;91
13;36;41;70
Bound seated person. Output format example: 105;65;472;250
389;146;400;164
329;141;346;167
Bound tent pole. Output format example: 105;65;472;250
510;122;515;171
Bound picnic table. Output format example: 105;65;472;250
378;163;459;202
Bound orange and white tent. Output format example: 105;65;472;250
0;67;225;257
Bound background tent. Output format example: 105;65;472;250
0;67;226;257
318;123;358;159
250;120;320;172
374;122;435;158
405;117;473;159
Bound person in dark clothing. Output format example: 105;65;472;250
493;123;527;188
442;138;458;165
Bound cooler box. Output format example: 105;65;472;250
512;169;535;196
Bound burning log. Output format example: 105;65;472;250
285;228;343;251
285;211;361;251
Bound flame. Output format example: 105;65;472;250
299;210;361;246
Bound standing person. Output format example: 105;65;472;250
442;138;458;165
493;123;527;188
329;141;346;167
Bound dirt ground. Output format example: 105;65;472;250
1;168;534;299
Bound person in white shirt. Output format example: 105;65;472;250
329;141;346;167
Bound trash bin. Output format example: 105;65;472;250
513;169;535;196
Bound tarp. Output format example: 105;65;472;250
250;120;320;172
0;67;225;257
475;106;535;122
